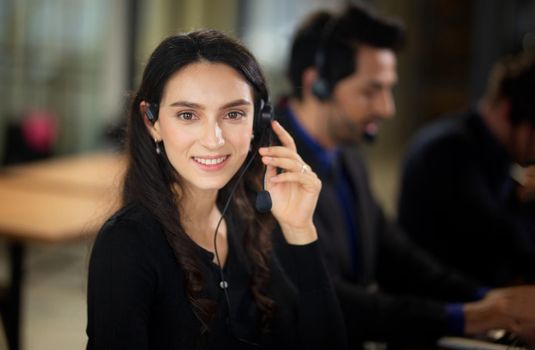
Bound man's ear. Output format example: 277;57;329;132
140;101;161;140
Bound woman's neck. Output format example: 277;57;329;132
180;187;226;253
181;188;218;222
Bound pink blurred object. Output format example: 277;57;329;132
20;110;58;152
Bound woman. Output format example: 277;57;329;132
86;30;346;349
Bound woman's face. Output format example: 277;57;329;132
148;61;255;194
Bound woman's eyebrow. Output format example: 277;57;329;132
219;99;252;109
168;101;203;109
167;99;252;110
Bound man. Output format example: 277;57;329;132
276;3;535;348
398;54;535;286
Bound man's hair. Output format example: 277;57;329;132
483;53;535;124
287;3;406;99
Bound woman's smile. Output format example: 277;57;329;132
192;155;231;171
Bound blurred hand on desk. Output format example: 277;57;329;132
515;164;535;203
464;285;535;345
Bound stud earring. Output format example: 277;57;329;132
155;138;161;155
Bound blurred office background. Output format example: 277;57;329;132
0;0;534;348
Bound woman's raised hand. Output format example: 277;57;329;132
259;121;321;245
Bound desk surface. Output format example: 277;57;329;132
2;152;126;194
0;152;125;243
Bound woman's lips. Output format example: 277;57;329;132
192;155;230;171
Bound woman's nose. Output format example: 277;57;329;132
200;121;225;149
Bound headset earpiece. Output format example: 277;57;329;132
312;78;331;101
145;103;159;123
260;102;273;130
254;99;274;138
312;47;332;101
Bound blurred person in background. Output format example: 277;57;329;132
398;53;535;286
86;29;346;349
276;3;535;348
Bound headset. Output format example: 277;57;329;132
311;15;356;101
253;99;274;213
216;98;272;348
145;103;158;123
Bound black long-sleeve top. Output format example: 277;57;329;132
86;202;346;349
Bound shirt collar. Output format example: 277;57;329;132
285;105;338;172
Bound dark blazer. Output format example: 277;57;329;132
276;102;480;348
398;110;535;285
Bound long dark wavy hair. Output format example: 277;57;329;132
123;30;275;332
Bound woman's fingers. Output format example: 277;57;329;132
261;155;308;173
261;154;319;188
259;145;300;160
258;121;320;190
271;120;297;151
269;170;321;190
264;163;277;183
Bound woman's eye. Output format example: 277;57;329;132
227;111;244;120
178;112;194;121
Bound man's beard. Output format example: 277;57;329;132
327;113;379;146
